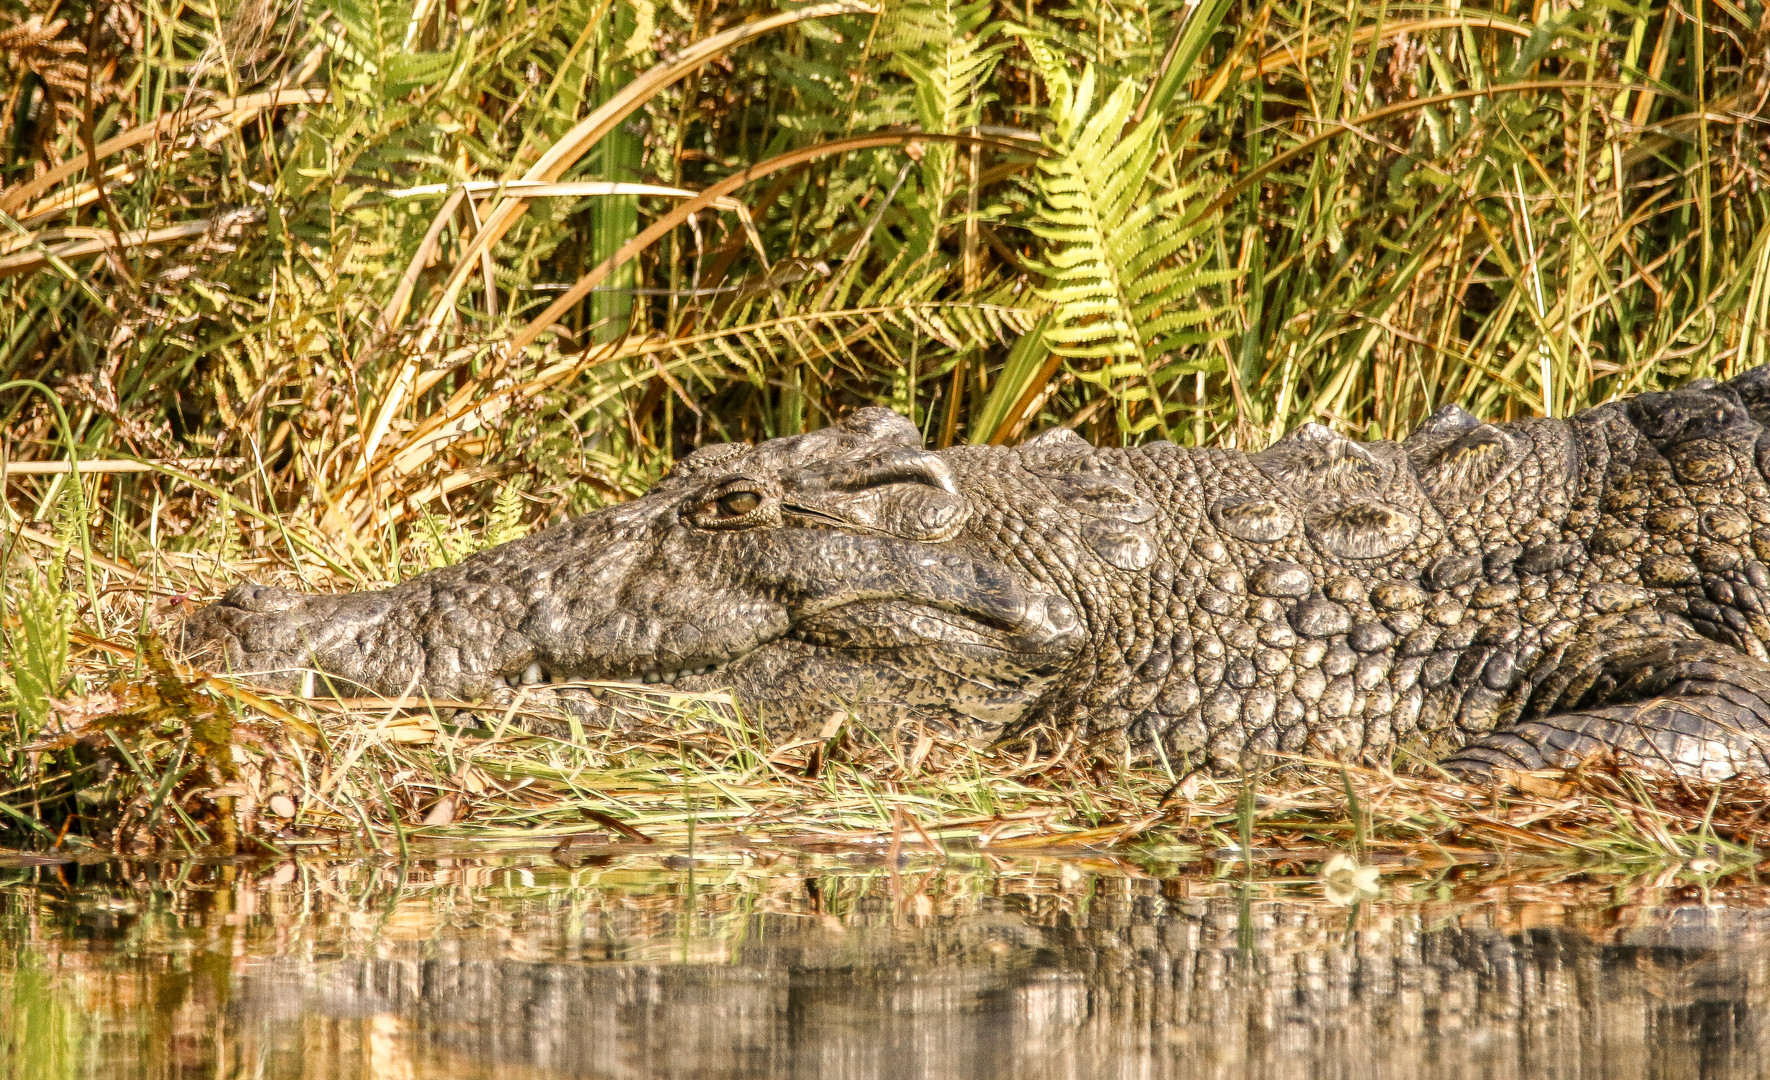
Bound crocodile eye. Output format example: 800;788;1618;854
688;486;771;529
716;491;761;517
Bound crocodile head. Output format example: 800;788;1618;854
183;409;1085;735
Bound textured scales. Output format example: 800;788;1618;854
183;368;1770;780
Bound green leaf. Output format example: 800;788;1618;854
1024;66;1233;432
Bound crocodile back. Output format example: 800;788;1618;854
1572;369;1770;658
992;370;1770;774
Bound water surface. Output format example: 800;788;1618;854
3;843;1765;1079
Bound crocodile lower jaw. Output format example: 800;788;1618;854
494;596;1064;692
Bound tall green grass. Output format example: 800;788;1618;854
4;0;1766;553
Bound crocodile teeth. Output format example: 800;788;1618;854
507;663;554;688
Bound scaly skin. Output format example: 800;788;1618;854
183;369;1770;779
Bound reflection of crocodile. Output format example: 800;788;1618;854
185;369;1770;778
238;888;1770;1080
21;859;1767;1080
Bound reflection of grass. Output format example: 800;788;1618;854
1;949;89;1080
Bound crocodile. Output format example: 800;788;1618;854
182;368;1770;779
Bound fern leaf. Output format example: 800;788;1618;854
1025;58;1233;416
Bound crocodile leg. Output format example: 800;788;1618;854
1441;637;1770;780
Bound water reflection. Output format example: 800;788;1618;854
2;847;1765;1079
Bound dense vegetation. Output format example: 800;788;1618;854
1;0;1768;852
6;0;1768;518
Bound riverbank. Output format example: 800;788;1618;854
5;572;1764;875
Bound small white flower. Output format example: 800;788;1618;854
1321;852;1380;906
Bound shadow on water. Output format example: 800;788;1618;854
1;845;1766;1079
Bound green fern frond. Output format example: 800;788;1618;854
0;565;74;738
414;509;477;569
880;0;1007;258
2;486;78;738
484;479;532;548
888;0;1003;136
661;300;1036;373
1025;53;1233;399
